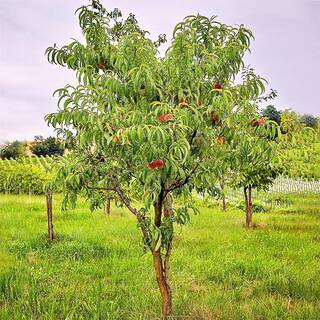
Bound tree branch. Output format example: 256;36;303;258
87;186;115;192
112;184;138;216
165;163;200;193
154;183;165;227
188;129;198;146
109;177;151;247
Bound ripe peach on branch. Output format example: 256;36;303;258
159;114;174;122
147;159;164;169
213;82;222;90
251;118;266;127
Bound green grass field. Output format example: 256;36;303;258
0;194;320;319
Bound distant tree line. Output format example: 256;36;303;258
0;136;65;159
31;136;64;157
261;105;319;129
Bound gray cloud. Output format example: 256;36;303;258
0;0;319;141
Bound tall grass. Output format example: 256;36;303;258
0;194;319;319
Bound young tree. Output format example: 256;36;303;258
46;1;272;317
236;119;279;228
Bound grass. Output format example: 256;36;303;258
0;194;320;319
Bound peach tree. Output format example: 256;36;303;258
45;1;272;317
236;117;280;228
207;104;279;217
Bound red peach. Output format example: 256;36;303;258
148;161;157;169
251;118;265;127
147;159;164;169
159;114;174;122
154;159;164;168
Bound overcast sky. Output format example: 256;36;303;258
0;0;319;141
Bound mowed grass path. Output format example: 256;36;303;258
0;194;320;319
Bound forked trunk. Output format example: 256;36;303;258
46;191;54;241
244;185;253;228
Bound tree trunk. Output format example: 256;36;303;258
244;186;253;229
152;250;172;319
104;193;111;215
220;181;226;211
46;191;54;241
222;194;226;211
248;185;253;227
153;193;173;319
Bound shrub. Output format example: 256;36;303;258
236;200;267;213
